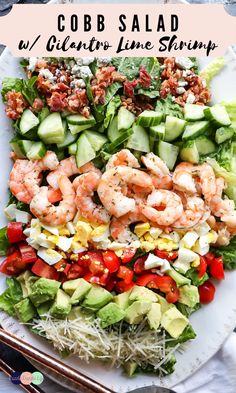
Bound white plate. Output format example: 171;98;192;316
1;48;236;392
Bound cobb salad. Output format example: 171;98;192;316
0;55;236;377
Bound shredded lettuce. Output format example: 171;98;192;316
155;95;184;119
166;325;196;347
200;57;225;87
0;226;9;257
0;277;23;316
207;158;236;186
1;77;23;101
185;268;209;287
104;96;121;128
212;236;236;270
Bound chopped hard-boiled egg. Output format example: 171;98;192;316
180;231;199;249
36;233;55;248
57;236;73;252
58;227;71;236
75;221;93;247
4;204;31;224
173;248;199;273
91;225;110;242
195;222;211;236
134;222;150;238
144;253;171;273
40;222;59;236
154;238;178;252
140;240;155;252
149;227;162;239
66;222;76;235
71;240;87;254
37;248;63;265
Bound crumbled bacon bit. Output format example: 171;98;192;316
121;96;154;115
139;65;152;88
160;77;178;98
37;75;53;95
47;92;67;112
123;80;138;98
5;91;27;120
67;89;89;116
32;98;44;111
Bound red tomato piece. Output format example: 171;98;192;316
197;256;207;278
106;277;117;292
83;270;109;286
0;250;26;276
205;252;215;263
7;222;24;244
54;260;71;275
18;243;37;264
166;287;180;303
133;256;147;275
102;251;120;273
87;251;105;275
115;280;135;293
31;258;59;280
121;248;136;264
117;266;134;284
210;257;225;280
198;280;216;304
154;249;178;261
67;264;85;280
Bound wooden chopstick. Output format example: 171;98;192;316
0;358;43;393
0;328;115;393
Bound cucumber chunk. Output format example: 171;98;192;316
215;127;235;144
85;130;108;152
194;135;216;155
137;110;162;127
57;131;77;149
180;140;199;163
156;141;179;170
117;107;135;132
108;116;119;142
105;129;133;154
182;121;210;140
67;114;96;126
26;142;46;160
38;113;65;144
164;116;186;142
126;124;150;153
184;104;207;121
149;123;165;141
20;109;39;135
204;105;231;127
68;142;77;156
76;133;96;168
68;123;93;135
10;139;33;158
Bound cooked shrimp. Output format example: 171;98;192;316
196;163;217;202
110;210;146;242
142;152;173;190
73;172;110;224
9;159;33;204
47;157;101;189
97;166;153;218
140;190;183;226
208;177;235;217
106;149;140;171
173;196;206;228
30;176;76;226
208;215;231;246
172;162;197;194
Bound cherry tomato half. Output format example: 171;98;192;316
210;257;225;280
198;280;216;304
31;258;59;280
121;248;136;264
102;251;120;273
133;256;147;275
197;256;207;278
117;266;134;284
7;222;24;244
154;250;178;261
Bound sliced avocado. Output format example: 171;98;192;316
178;285;200;308
123;362;138;377
125;301;152;324
129;286;157;303
50;289;72;319
147;303;162;330
68;306;94;320
161;307;189;339
63;278;92;297
14;298;36;323
168;267;191;287
97;303;125;328
70;280;92;305
37;301;52;318
156;294;175;314
29;278;60;307
17;271;38;297
82;285;113;311
113;290;132;310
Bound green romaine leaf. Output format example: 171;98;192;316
0;227;9;257
112;57;155;81
104;82;122;106
155;95;184;119
222;101;236;130
22;76;39;106
185;268;209;287
1;77;23;101
207;158;236;186
0;278;23;316
137;58;161;98
211;236;236;270
85;78;104;123
38;106;50;123
166;325;197;347
7;192;30;214
104;95;121;128
176;302;201;317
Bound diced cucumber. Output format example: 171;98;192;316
149;123;165;141
20;109;39;135
67;114;96;126
204;105;231;127
85;130;108;152
180;140;199;163
182;121;210;140
38;113;65;144
215;127;235;144
137;110;162;127
68;123;93;135
26;142;46;160
10;139;33;158
184;104;207;121
126;124;150;153
105;129;133;154
194;135;216;155
156;141;179;170
108;116;119;142
68;142;77;156
57;131;77;149
76;133;96;168
164;116;186;142
117;107;135;132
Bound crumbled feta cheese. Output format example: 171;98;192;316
175;57;194;70
81;57;95;66
186;93;196;104
77;66;93;79
39;69;55;83
176;87;186;95
74;79;86;88
28;57;38;72
178;79;188;87
96;57;112;67
72;64;81;75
